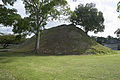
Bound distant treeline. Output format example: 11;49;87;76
91;36;120;44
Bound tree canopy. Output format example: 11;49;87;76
0;4;21;27
2;0;17;6
70;3;105;34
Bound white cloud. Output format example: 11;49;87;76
0;27;13;34
9;0;26;18
0;0;3;5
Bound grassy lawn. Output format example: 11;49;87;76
0;52;120;80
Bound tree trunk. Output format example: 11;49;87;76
85;30;88;35
34;9;40;54
34;30;40;54
84;27;89;35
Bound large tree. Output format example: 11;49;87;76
70;3;105;34
1;0;70;54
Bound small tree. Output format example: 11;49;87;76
70;3;105;34
0;34;19;48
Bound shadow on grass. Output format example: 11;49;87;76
0;51;35;63
0;51;35;57
0;51;80;57
0;58;14;63
0;50;66;57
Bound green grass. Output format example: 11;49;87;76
0;52;120;80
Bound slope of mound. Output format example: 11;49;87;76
16;24;112;55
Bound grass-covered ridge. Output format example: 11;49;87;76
15;24;113;55
0;52;120;80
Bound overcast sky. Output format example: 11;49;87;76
0;0;120;37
